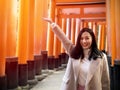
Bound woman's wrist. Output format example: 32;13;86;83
51;22;56;28
49;19;53;24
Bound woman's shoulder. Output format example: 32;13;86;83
100;52;109;65
102;52;107;59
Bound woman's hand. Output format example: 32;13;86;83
42;17;53;24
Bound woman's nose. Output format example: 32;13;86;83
82;39;86;43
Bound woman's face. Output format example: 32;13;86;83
80;31;92;50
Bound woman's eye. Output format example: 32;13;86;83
85;37;89;40
81;37;89;40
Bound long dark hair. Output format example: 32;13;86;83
70;28;103;60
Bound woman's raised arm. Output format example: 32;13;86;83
43;17;74;55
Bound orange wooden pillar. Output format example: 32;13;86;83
97;24;101;50
100;24;106;51
110;0;116;66
91;22;94;30
61;18;66;53
71;18;76;44
27;0;35;63
75;18;81;43
115;0;120;60
17;0;29;87
95;23;99;48
5;0;18;89
83;21;89;28
6;0;17;57
92;22;97;37
0;1;7;90
106;0;112;56
41;0;49;51
47;0;55;57
27;0;36;81
92;22;96;34
88;22;93;29
66;18;71;40
34;0;44;54
80;19;84;30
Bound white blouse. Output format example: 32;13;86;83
78;58;91;86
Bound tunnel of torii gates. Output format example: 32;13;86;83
0;0;120;89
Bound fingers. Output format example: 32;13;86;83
42;17;48;21
42;17;49;21
42;17;52;24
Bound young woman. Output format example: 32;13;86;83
43;18;110;90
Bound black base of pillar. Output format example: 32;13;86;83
48;56;55;70
58;54;62;67
110;66;114;90
27;60;35;80
55;58;59;68
114;60;120;90
0;76;7;90
34;55;42;75
6;57;18;89
18;64;28;86
41;51;48;70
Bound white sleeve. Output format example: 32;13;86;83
50;23;74;55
